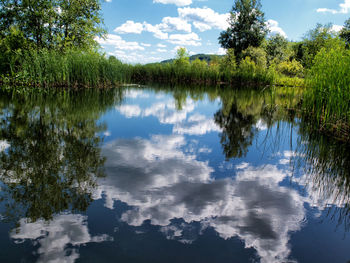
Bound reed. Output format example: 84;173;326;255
303;42;350;141
2;49;130;88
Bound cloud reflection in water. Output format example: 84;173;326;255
96;135;306;263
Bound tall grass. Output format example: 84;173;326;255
0;49;300;89
2;49;131;88
130;59;274;87
303;42;350;141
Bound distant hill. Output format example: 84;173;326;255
160;54;223;64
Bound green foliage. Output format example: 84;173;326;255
303;41;350;137
340;18;350;47
0;0;105;50
174;47;190;68
242;46;267;69
2;49;129;87
299;23;337;68
238;57;256;78
219;0;268;58
0;26;30;74
219;48;237;74
275;59;304;78
265;34;290;64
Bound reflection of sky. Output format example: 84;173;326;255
4;88;350;263
96;134;307;263
11;214;113;263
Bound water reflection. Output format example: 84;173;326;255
293;122;350;230
11;214;113;263
0;86;349;262
96;134;305;263
0;89;123;222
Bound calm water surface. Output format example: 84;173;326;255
0;86;349;263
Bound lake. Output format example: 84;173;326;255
0;85;349;263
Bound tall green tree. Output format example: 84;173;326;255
0;0;105;50
218;0;268;59
299;23;336;68
265;34;290;64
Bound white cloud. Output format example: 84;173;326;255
159;16;192;33
153;0;192;6
95;34;145;51
114;20;144;34
157;43;167;48
266;19;287;38
168;32;202;46
178;7;230;32
317;0;350;14
157;48;167;52
11;214;112;263
332;24;344;32
108;49;161;64
143;23;169;40
141;43;151;47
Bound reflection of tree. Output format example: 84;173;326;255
0;89;123;223
215;103;257;159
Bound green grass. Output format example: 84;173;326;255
1;49;131;88
303;43;350;141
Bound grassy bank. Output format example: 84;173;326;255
0;49;131;88
0;45;349;143
302;41;350;141
0;48;304;89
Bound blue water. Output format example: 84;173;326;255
0;86;349;263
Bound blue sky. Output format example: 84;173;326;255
97;0;350;63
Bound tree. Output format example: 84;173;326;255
340;18;350;47
265;34;290;64
218;0;269;59
0;0;105;50
299;23;336;67
220;48;237;73
174;47;190;67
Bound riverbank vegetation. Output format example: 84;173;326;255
0;0;349;141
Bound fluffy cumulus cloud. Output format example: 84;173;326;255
266;19;287;38
114;20;144;34
115;17;191;37
153;0;192;7
168;32;201;46
95;34;144;51
11;214;112;263
143;22;169;40
94;135;307;263
159;17;192;33
178;7;230;32
317;0;350;14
